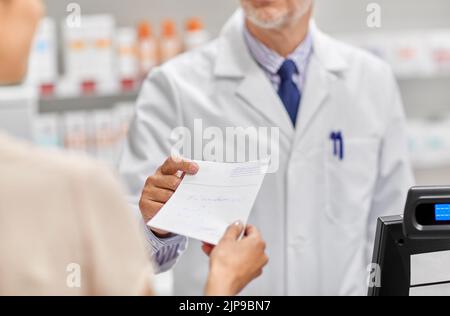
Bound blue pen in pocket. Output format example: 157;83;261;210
330;131;344;160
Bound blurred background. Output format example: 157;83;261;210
1;0;450;294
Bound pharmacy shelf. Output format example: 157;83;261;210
39;90;139;114
36;72;450;116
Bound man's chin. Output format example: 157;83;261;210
246;9;289;29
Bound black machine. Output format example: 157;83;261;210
369;186;450;296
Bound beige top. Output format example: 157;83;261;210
0;133;154;296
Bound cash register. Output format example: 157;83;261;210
369;186;450;296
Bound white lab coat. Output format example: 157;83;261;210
118;10;414;296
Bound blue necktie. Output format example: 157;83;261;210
277;60;301;127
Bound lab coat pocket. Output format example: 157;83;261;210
325;138;380;228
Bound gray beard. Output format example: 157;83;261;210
242;0;312;30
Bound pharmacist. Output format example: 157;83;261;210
118;0;415;295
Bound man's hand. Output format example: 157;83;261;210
139;156;199;237
204;222;269;296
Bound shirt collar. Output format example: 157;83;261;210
243;23;313;76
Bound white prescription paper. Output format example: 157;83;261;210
148;159;270;245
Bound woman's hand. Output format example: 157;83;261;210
204;222;269;296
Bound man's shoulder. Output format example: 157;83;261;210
324;36;402;117
156;39;220;80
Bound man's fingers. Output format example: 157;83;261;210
143;186;174;203
160;157;199;175
147;174;181;191
221;221;244;242
139;199;164;222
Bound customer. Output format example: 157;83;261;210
0;0;268;296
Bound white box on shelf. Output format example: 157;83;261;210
388;32;434;78
117;28;139;81
27;17;58;86
63;15;118;85
429;30;450;74
62;20;89;83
